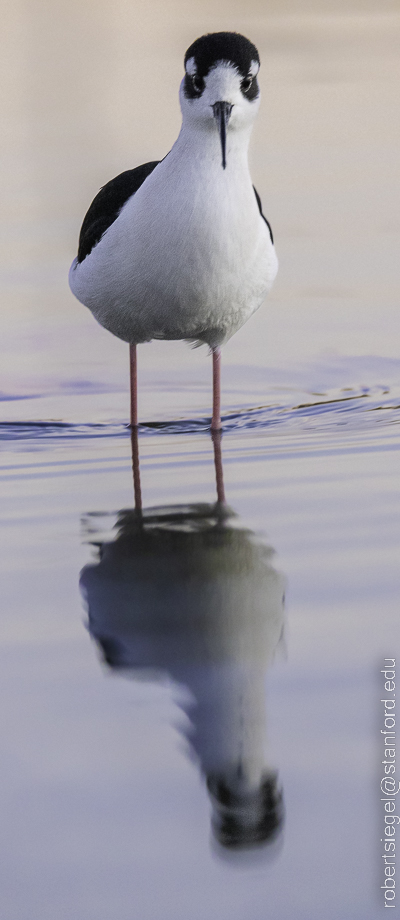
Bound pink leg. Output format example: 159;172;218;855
211;347;222;431
212;430;226;504
129;343;138;428
130;426;142;513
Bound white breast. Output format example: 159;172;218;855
70;133;278;348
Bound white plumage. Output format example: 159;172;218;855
69;32;278;426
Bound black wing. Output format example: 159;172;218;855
253;186;274;245
77;161;160;263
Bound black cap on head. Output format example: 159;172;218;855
184;32;260;81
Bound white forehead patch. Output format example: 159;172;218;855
249;60;259;77
185;57;197;76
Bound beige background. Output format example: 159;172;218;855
1;0;399;399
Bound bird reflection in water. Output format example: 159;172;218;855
80;430;285;850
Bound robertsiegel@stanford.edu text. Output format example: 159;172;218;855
380;659;398;908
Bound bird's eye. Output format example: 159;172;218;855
241;77;253;93
183;70;204;100
192;75;204;93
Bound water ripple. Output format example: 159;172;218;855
1;386;399;442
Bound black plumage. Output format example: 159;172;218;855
77;161;159;263
184;32;259;81
253;187;274;244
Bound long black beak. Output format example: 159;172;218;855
212;102;233;169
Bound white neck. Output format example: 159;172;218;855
170;116;253;177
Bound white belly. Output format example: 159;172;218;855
69;150;278;347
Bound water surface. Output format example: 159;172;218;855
1;3;399;917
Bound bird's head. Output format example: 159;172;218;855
180;32;261;168
207;770;284;849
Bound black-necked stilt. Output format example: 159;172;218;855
69;32;278;429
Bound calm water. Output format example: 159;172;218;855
1;374;399;919
1;3;400;918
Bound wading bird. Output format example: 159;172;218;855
69;32;278;429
